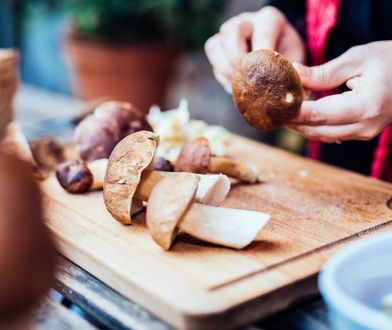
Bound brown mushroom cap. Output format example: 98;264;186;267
103;130;159;224
0;150;56;320
55;159;93;193
146;173;200;250
174;137;211;174
232;49;303;131
75;101;152;161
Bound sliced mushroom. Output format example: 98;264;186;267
175;137;259;183
103;131;231;224
147;174;270;250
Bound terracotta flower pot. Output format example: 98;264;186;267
63;37;179;112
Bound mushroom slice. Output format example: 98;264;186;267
147;173;199;250
180;204;270;249
194;173;230;206
146;175;270;250
175;137;260;183
104;130;159;224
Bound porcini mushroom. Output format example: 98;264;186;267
74;101;152;161
232;49;303;131
103;131;231;224
146;174;270;250
175;137;259;183
55;158;108;194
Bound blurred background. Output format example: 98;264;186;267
0;0;306;154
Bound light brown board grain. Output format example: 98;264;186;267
41;136;392;329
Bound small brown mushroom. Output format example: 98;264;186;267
103;131;231;224
146;174;270;250
74;101;152;161
175;137;259;183
55;158;107;194
232;49;303;131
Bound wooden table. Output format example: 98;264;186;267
16;85;331;330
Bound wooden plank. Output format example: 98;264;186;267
32;298;96;330
54;255;330;330
41;135;392;329
54;255;170;330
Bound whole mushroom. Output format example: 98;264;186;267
74;101;152;161
56;158;107;194
232;49;303;131
175;137;260;183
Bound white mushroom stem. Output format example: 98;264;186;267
86;158;230;205
179;204;270;249
209;157;260;183
137;171;230;206
86;158;108;190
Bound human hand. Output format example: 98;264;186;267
289;41;392;143
205;6;306;92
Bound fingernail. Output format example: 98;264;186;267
293;63;309;78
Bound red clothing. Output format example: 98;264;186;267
305;0;392;182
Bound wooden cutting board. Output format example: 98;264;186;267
42;135;392;330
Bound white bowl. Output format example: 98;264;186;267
319;232;392;330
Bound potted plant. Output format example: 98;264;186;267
49;0;223;112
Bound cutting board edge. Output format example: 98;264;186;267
49;225;392;330
53;233;319;330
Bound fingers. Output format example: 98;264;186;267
293;49;362;91
292;92;361;126
205;6;288;92
252;6;286;50
287;123;364;143
205;34;235;93
220;15;253;65
205;14;255;93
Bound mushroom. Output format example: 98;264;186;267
174;137;260;183
56;157;229;206
103;131;231;224
55;158;107;194
74;100;152;161
232;49;303;131
146;174;270;250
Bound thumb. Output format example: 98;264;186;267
293;52;359;91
